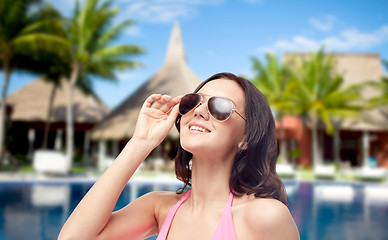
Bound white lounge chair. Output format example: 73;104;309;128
276;163;296;178
314;165;336;179
33;149;71;175
355;166;387;181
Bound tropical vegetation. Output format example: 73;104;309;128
0;0;143;167
249;53;295;164
55;0;144;162
0;0;69;165
369;59;388;107
249;49;366;168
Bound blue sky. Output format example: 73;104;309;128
4;0;388;108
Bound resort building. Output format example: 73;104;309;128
6;78;109;160
281;53;388;168
90;23;202;170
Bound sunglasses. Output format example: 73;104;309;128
178;93;246;122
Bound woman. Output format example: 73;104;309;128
59;73;299;240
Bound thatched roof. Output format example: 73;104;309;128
283;53;387;131
91;23;202;140
7;78;109;123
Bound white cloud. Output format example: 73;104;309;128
309;15;337;32
121;0;223;23
49;0;224;34
260;25;388;53
126;3;193;23
124;25;141;36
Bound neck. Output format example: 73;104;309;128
187;153;234;210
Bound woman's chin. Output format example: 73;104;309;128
181;142;211;156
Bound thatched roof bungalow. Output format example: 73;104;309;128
6;77;109;156
281;53;388;167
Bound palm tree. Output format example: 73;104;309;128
19;3;100;150
369;60;388;106
250;53;295;164
61;0;144;162
22;3;70;149
289;49;364;167
0;0;69;164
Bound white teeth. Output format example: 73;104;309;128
189;125;209;133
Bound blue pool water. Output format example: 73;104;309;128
0;180;387;240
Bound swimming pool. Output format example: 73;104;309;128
0;179;387;240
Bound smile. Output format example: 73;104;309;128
189;125;210;133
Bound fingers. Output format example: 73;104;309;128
161;95;182;113
143;94;181;114
142;94;162;108
152;95;172;110
165;103;180;125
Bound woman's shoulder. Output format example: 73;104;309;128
136;190;187;213
235;195;290;223
144;190;187;204
234;195;299;240
142;190;189;223
151;190;186;202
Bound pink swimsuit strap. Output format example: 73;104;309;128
156;190;237;240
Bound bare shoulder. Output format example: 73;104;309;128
140;190;187;225
234;196;300;240
142;190;186;207
105;190;186;239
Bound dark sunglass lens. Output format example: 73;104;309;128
179;94;201;115
208;97;233;121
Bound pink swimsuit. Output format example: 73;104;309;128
156;190;238;240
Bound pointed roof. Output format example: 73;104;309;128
7;78;109;123
164;22;186;66
91;23;202;140
283;53;388;131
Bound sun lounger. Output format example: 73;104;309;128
33;149;71;175
354;167;387;181
314;165;336;179
276;163;296;178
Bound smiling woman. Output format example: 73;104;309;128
58;73;299;240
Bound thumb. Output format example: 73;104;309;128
166;104;180;126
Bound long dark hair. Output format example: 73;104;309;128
174;72;288;205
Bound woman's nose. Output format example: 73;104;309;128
193;102;210;120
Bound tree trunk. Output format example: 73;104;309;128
277;115;288;164
66;63;79;164
311;115;322;166
42;83;58;149
362;130;370;168
333;124;341;166
0;62;11;164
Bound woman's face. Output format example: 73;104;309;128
179;79;246;158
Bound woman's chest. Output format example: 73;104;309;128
165;206;224;240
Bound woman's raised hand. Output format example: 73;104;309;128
58;94;182;240
132;94;182;149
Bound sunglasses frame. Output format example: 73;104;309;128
179;93;247;122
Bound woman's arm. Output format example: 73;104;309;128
58;94;181;240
